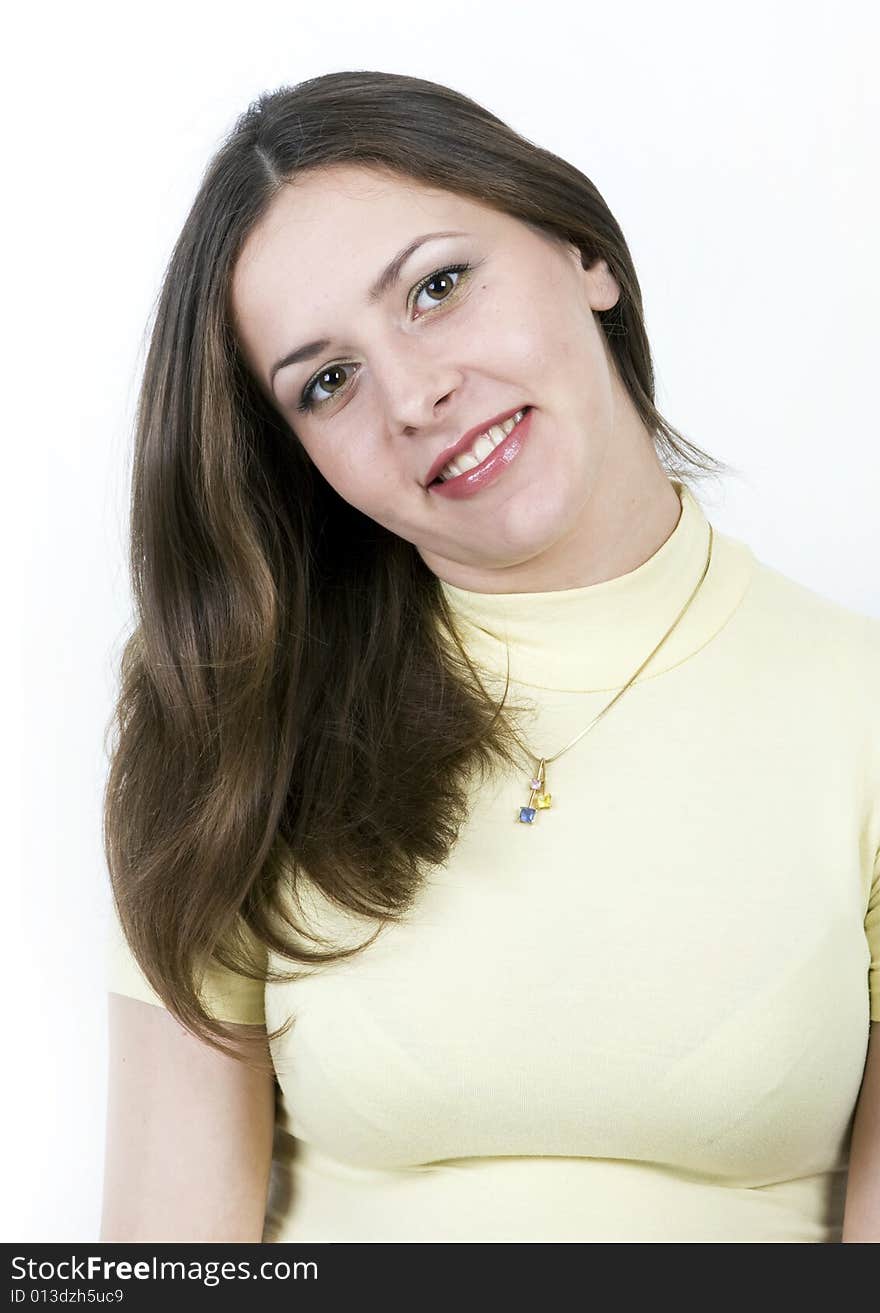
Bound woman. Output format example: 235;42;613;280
100;70;880;1243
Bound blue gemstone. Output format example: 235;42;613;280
518;806;537;823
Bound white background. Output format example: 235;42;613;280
3;0;877;1241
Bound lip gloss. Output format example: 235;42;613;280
428;408;534;500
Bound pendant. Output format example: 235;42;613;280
517;757;553;824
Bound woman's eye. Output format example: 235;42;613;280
411;263;469;313
296;362;353;413
296;262;473;414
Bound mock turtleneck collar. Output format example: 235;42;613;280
437;480;755;693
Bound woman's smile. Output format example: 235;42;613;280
427;406;534;499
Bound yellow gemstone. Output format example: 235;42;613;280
536;793;552;809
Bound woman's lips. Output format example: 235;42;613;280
427;407;533;499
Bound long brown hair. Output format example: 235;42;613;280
103;70;736;1069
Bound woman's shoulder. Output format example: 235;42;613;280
737;542;879;665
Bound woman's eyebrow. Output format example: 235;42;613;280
268;230;468;393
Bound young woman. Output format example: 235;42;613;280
100;69;880;1243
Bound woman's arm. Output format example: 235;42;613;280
100;991;276;1243
842;1020;880;1242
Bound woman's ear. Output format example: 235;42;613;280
585;256;621;312
566;244;620;311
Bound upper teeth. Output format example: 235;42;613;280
436;410;526;482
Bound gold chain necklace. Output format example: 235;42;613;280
514;521;714;824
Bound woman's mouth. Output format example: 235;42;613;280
427;407;533;500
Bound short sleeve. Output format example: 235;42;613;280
867;844;880;1024
105;900;267;1026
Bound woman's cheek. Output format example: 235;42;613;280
328;438;388;513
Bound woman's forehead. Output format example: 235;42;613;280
240;168;496;270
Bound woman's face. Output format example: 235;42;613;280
231;164;648;591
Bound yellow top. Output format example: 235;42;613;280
106;480;880;1243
